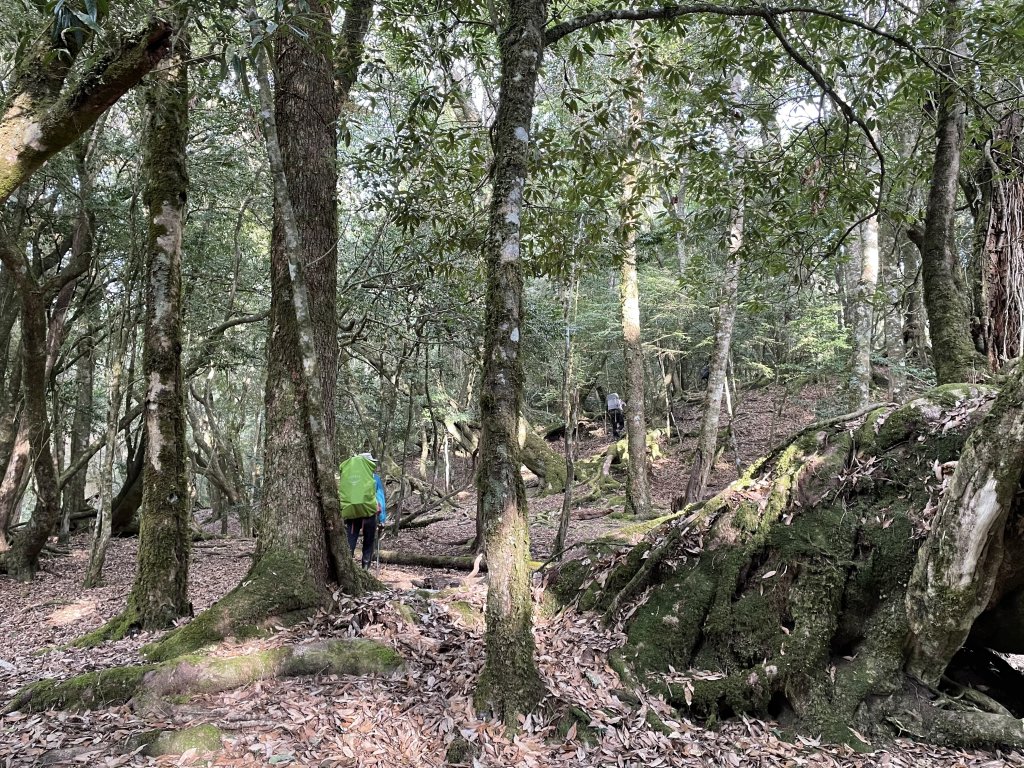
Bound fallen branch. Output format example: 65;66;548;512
379;550;485;571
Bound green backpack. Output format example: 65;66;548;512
338;455;377;520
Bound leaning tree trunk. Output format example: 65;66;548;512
124;22;192;629
915;0;979;384
684;185;744;505
473;0;547;726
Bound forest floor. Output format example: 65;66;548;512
2;384;1022;767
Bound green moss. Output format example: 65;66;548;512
142;547;325;661
553;705;599;745
8;664;155;712
597;510;686;545
445;733;480;765
448;600;485;629
284;638;402;677
391;600;419;624
144;724;223;757
75;608;140;649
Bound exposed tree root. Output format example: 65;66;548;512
7;637;401;713
550;385;1024;748
79;550;377;661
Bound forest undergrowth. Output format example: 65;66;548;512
2;384;1021;767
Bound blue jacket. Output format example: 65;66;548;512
375;474;387;523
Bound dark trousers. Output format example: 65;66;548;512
346;516;378;568
609;408;624;437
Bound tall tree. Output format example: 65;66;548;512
911;0;979;384
618;40;652;518
137;0;376;658
474;0;547;724
125;14;192;627
684;84;745;506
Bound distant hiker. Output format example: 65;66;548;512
700;363;710;384
606;392;625;438
338;452;387;569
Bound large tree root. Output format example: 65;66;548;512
6;637;401;713
550;385;1024;748
79;549;377;660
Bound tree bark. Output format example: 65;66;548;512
906;363;1024;684
916;0;980;384
84;318;129;587
474;0;546;725
0;21;172;205
684;125;745;506
618;46;652;518
125;21;192;627
849;215;879;407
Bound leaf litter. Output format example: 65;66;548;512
2;533;1022;767
1;386;1020;766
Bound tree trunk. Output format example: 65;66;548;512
684;179;744;505
125;23;192;628
618;58;652;518
916;0;980;384
62;317;96;542
554;272;578;557
84;319;129;587
882;226;906;400
905;362;1024;684
473;0;546;725
0;22;172;205
976;111;1023;369
850;214;880;407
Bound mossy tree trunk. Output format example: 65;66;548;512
124;19;192;627
915;0;980;385
558;381;1024;748
99;0;377;657
474;0;546;725
0;20;172;205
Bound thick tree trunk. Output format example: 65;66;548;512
473;0;546;725
976;111;1023;369
905;362;1024;684
684;196;744;505
0;22;172;205
917;1;980;384
125;24;192;627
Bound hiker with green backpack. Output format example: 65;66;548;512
338;452;387;569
